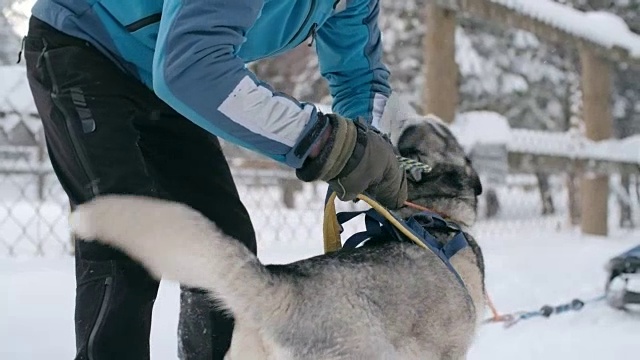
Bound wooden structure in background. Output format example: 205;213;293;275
425;0;640;236
423;3;458;123
579;46;614;236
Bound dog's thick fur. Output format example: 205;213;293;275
68;95;486;360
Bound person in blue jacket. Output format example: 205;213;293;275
21;0;407;359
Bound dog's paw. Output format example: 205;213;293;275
68;204;100;241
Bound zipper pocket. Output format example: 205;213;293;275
88;276;114;360
43;51;100;197
286;0;318;49
307;23;318;47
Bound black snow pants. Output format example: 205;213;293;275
23;16;257;360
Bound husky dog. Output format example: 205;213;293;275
68;96;486;360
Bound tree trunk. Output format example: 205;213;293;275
281;179;303;209
563;58;582;226
636;175;640;206
567;172;581;226
484;188;500;219
619;174;633;228
536;173;555;215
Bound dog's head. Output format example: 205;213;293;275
378;96;487;300
380;95;483;227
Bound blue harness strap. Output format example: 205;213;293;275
404;212;470;262
342;209;397;250
334;206;469;287
322;187;470;287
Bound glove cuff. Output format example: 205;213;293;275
296;114;367;182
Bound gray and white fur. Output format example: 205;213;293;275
68;101;486;360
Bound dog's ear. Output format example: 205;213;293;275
465;157;483;196
397;124;429;160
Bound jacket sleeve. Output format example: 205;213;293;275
152;0;328;168
314;0;391;130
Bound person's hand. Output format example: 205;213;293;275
296;113;408;209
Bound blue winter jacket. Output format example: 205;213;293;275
31;0;391;168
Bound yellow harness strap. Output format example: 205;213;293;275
322;192;343;253
322;192;429;254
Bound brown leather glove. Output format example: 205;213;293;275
296;113;408;209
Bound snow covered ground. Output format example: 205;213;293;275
1;173;639;359
2;200;639;359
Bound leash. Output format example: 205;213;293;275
325;155;611;330
394;157;610;329
484;293;515;324
403;200;453;221
396;156;450;219
482;293;608;328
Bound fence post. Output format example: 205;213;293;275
579;46;613;236
422;3;458;123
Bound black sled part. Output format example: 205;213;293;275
605;244;640;310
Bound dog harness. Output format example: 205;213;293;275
323;191;470;287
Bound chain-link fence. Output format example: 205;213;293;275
3;141;638;258
2;65;638;258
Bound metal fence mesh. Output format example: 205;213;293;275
1;63;638;259
0;169;71;257
2;135;637;259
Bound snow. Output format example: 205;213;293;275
1;183;640;359
451;111;640;165
0;65;40;136
0;65;35;116
491;0;640;58
2;223;639;359
1;4;639;356
314;103;333;114
450;111;512;148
